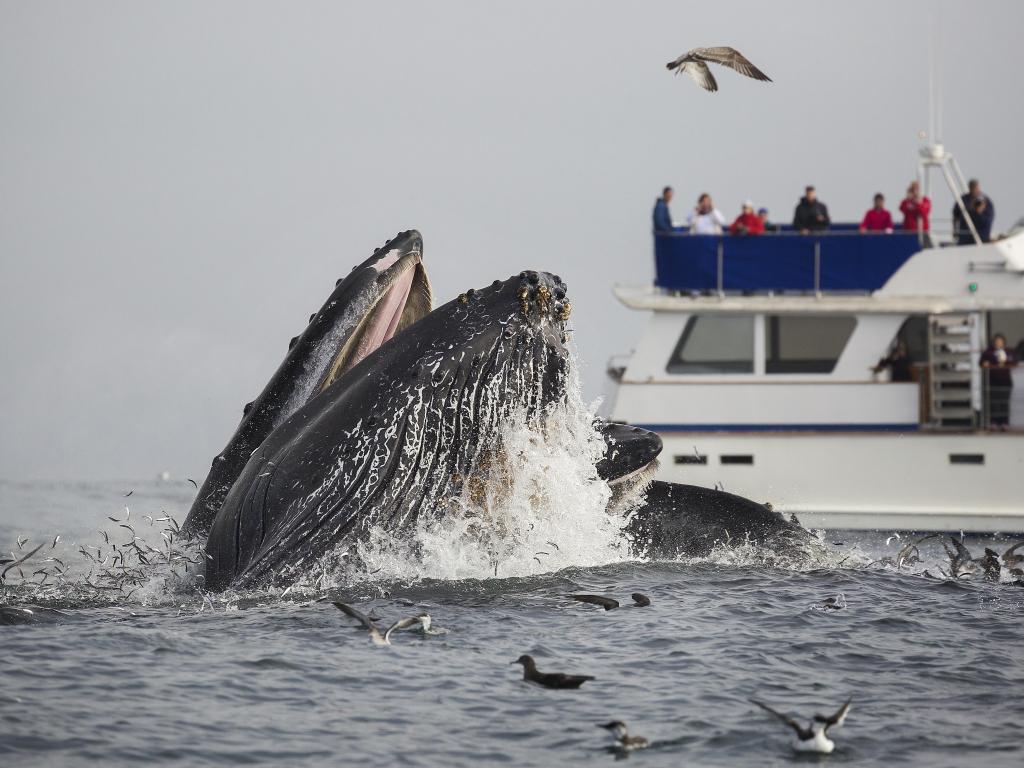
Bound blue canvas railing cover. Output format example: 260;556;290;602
654;228;921;292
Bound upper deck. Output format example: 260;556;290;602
641;226;1024;311
655;225;922;293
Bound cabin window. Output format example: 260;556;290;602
765;315;856;374
667;315;754;374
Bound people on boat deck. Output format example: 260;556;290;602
953;179;995;244
729;200;765;236
653;186;675;233
872;341;913;382
899;181;931;232
980;333;1017;430
687;193;726;234
793;186;830;233
758;207;778;233
860;193;894;233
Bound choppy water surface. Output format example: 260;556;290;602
1;479;1022;767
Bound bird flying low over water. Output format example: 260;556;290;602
512;654;594;689
665;46;771;92
751;698;851;754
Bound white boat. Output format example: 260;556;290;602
607;145;1024;533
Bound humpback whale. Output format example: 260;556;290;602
203;270;571;590
183;231;431;537
626;481;811;559
188;233;811;590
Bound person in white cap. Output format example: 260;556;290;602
729;199;765;235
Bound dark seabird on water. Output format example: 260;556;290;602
665;46;771;92
511;654;594;689
332;602;424;647
571;593;651;610
751;698;851;754
816;592;847;611
598;721;649;752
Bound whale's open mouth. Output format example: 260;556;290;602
317;251;432;394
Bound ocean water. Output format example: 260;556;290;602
1;478;1022;767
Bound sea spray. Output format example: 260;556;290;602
340;350;634;582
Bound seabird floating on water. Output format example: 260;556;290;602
571;593;650;611
598;721;649;752
817;592;847;611
751;698;851;754
332;602;424;646
511;654;594;689
665;46;771;93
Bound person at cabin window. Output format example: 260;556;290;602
953;179;995;244
860;193;894;233
980;333;1017;430
899;180;931;232
686;193;726;235
728;200;765;235
872;340;913;382
653;186;675;233
792;185;830;234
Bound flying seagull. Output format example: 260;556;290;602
665;47;771;92
751;698;851;754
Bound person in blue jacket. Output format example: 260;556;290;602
653;187;675;232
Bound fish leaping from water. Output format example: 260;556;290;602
665;46;771;92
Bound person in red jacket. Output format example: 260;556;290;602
899;180;931;232
729;200;765;235
860;193;893;233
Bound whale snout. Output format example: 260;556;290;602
514;270;571;325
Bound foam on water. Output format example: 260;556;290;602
335;350;634;582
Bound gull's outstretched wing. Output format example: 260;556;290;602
333;602;377;631
691;46;771;82
571;594;620;610
680;61;718;92
814;698;851;733
383;616;424;643
751;699;812;740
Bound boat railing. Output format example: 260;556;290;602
654;227;924;295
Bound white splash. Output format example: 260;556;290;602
340;351;633;582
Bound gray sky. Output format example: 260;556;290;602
2;1;1022;480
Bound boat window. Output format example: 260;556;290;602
667;315;754;374
765;315;856;374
